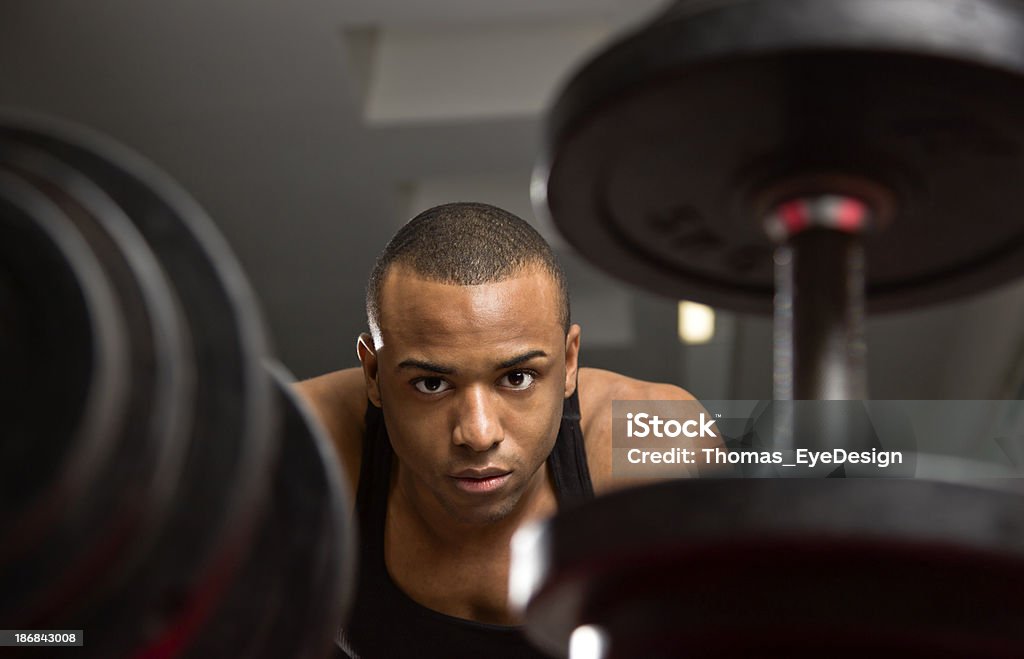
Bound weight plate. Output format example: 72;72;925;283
0;172;129;597
0;143;194;626
0;114;277;654
516;479;1024;658
185;363;355;659
538;0;1024;312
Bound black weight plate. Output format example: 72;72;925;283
185;363;355;659
0;173;129;602
0;114;277;655
516;479;1024;658
0;143;194;626
538;0;1024;313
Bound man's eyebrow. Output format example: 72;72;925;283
396;359;455;375
497;350;548;370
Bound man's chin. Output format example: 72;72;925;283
439;488;521;526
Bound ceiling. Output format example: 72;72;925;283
3;0;1024;414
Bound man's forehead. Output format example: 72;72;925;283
381;262;555;290
380;266;559;309
378;265;564;338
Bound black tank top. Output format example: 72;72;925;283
335;389;595;658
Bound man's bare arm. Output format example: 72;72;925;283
294;367;368;500
577;368;720;494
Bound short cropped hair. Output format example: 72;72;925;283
366;202;570;345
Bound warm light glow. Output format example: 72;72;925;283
569;625;609;659
678;301;715;344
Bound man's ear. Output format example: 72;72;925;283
564;324;581;398
357;332;383;408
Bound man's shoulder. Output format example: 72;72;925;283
576;368;697;493
294;367;368;499
577;367;696;409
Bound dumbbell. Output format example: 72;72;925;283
514;0;1024;656
0;113;354;658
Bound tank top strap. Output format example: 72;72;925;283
548;387;595;509
354;401;391;563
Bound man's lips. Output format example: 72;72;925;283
451;467;509;479
450;467;512;494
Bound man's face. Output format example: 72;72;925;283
361;265;579;525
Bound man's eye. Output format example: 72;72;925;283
499;370;535;390
413;377;451;394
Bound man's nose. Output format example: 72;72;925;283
452;385;503;452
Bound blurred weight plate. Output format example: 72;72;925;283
513;478;1024;658
0;114;277;654
0;172;129;592
0;143;193;625
536;0;1024;313
185;362;355;659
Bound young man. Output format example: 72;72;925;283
297;202;703;658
